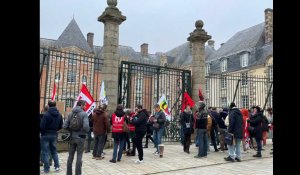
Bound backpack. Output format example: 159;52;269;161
69;113;82;131
262;115;269;132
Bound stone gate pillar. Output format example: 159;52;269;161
187;20;211;105
98;0;126;114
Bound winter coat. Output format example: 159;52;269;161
248;112;263;139
40;107;63;136
132;109;148;134
228;107;243;139
92;108;109;135
63;106;90;138
179;110;194;135
218;111;227;129
195;102;208;129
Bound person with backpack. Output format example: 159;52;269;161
109;104;127;163
40;100;63;173
63;100;90;175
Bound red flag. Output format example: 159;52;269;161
181;92;195;112
51;83;56;101
198;86;204;101
73;84;96;116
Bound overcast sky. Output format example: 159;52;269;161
40;0;273;54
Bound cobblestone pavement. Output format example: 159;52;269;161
41;140;273;175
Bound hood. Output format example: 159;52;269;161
230;107;241;115
94;108;104;115
115;110;125;117
198;101;206;110
184;109;192;114
47;107;60;117
72;106;84;113
139;109;149;117
240;109;249;117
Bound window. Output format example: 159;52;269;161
205;98;210;107
69;53;77;65
242;95;249;109
221;59;227;72
221;76;227;89
136;75;143;104
65;98;74;108
83;57;88;64
241;72;248;86
67;71;76;83
82;75;87;84
206;79;209;93
221;97;227;108
269;66;273;81
55;73;61;82
240;53;249;67
205;64;210;76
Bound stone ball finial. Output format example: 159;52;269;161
195;20;204;29
107;0;117;7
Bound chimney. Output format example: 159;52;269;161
220;43;225;47
87;32;94;48
208;40;215;49
264;8;273;43
141;43;148;57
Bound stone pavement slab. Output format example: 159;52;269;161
41;141;273;175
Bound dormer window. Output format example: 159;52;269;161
205;64;210;75
221;59;227;72
240;52;249;67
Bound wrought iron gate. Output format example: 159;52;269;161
118;61;192;141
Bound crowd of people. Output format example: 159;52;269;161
39;99;273;174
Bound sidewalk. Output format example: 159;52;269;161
41;140;273;175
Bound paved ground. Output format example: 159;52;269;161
41;140;273;175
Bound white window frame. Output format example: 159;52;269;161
241;95;249;109
221;76;227;89
68;53;77;65
240;53;249;67
82;75;87;84
67;70;76;83
221;59;227;72
241;72;248;86
205;64;210;76
221;97;227;108
55;73;61;82
269;66;273;82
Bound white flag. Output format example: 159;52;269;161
100;81;108;105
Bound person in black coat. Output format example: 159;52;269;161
218;108;228;151
179;105;194;154
130;104;148;163
247;106;263;157
224;102;243;162
144;111;154;148
209;107;219;152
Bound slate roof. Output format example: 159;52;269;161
55;19;93;53
165;22;272;74
165;42;215;65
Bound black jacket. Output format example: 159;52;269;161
210;111;219;128
154;110;166;129
248;112;263;139
132;109;148;134
218;111;227;129
228;108;243;139
195;109;208;129
40;107;63;136
180;110;194;134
